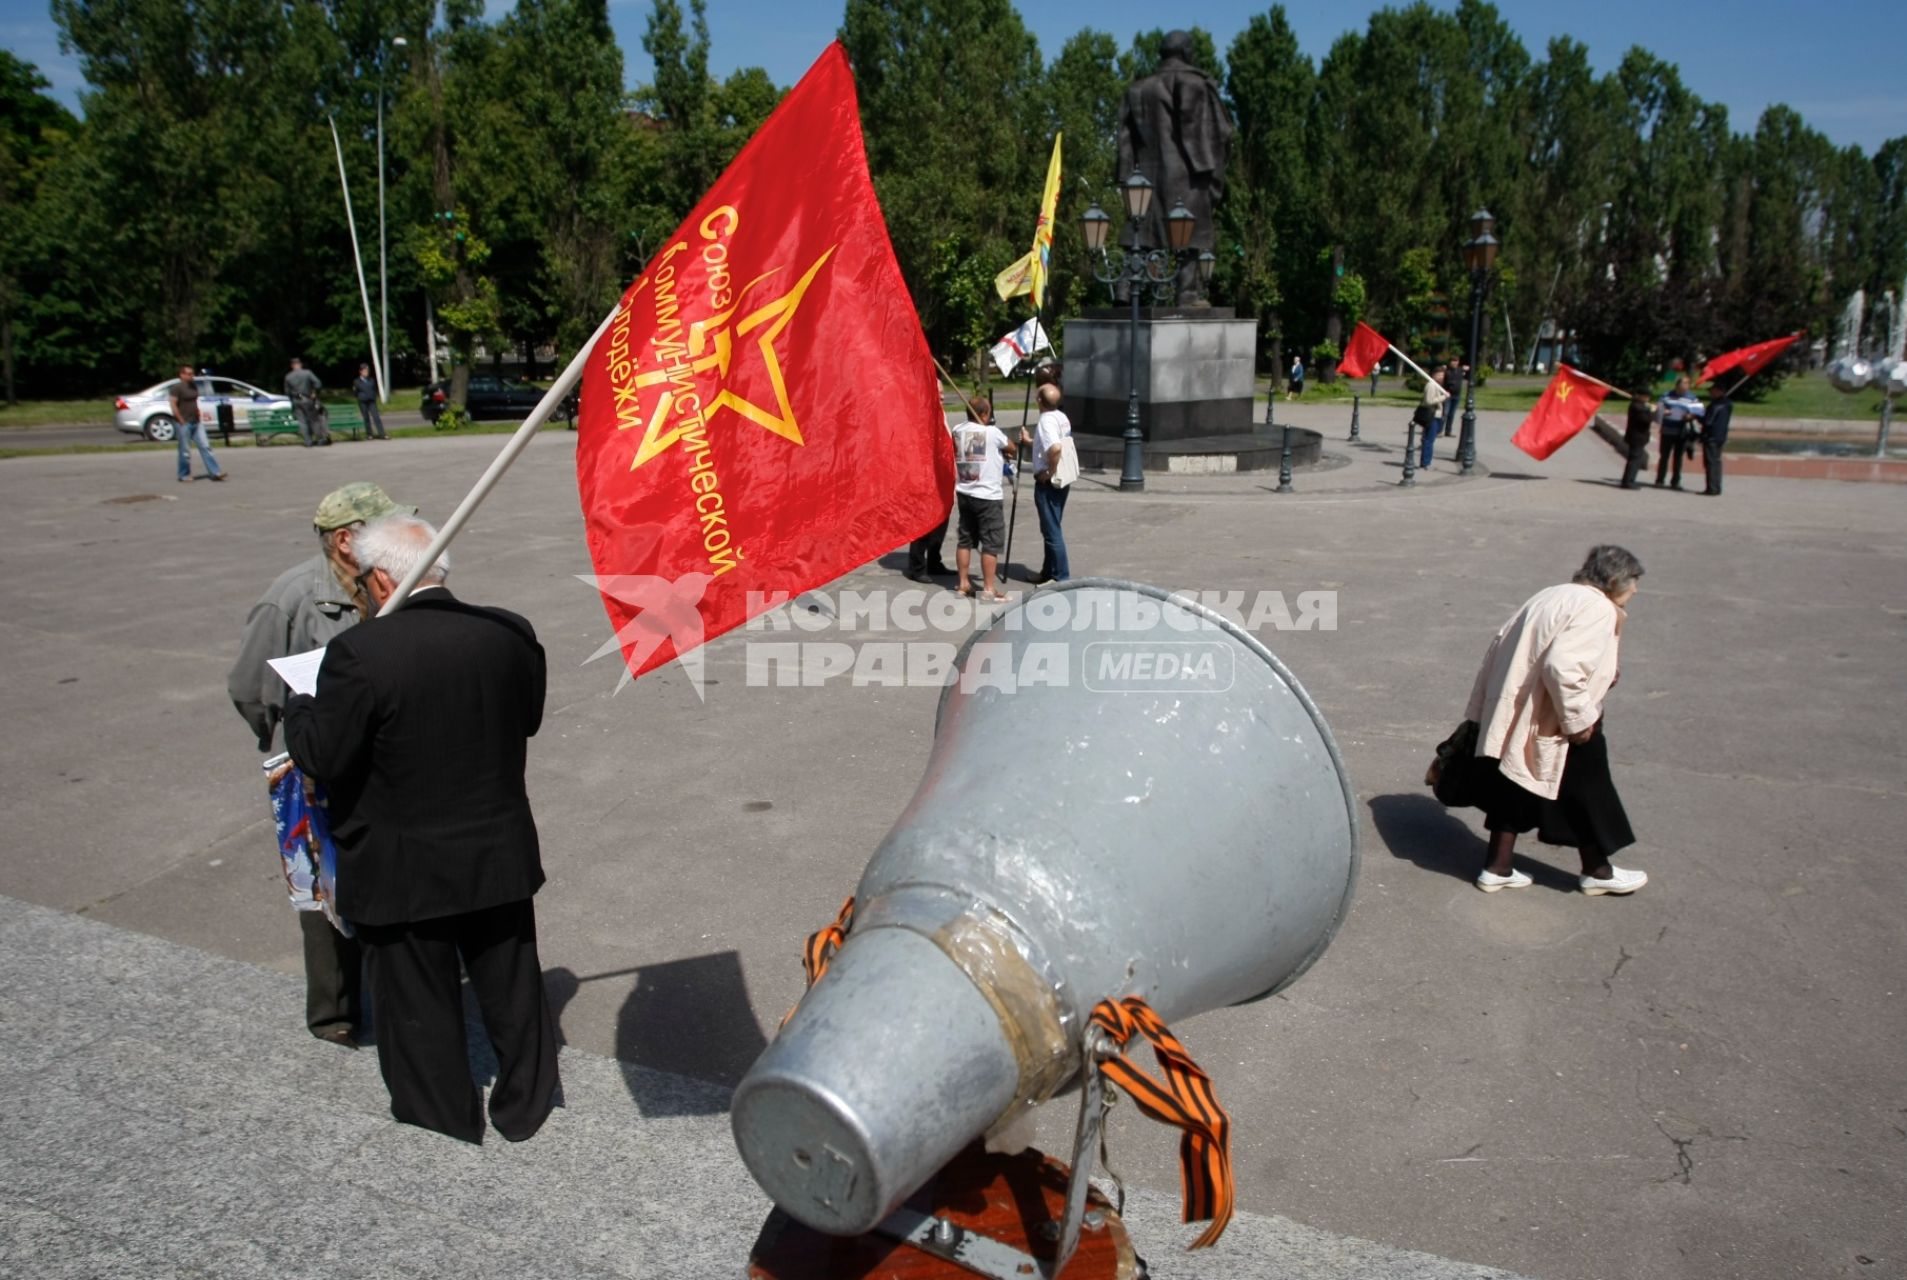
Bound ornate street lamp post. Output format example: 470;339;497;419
1080;172;1210;492
1457;208;1500;476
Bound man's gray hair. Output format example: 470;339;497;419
356;514;451;586
1573;544;1643;595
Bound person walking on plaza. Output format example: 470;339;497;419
1655;374;1703;489
228;482;414;1046
1285;353;1305;400
1441;361;1465;447
353;362;388;439
169;364;225;482
1700;388;1732;496
285;515;560;1144
1619;389;1656;488
1464;545;1649;896
950;396;1016;601
1028;382;1073;584
285;356;331;447
1420;364;1456;468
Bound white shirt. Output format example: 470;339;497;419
1033;409;1070;479
952;421;1011;500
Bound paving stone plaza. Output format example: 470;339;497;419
1;400;1900;1279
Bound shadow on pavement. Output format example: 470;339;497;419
545;951;768;1117
1367;792;1485;883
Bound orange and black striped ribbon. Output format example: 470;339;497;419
1088;995;1234;1248
781;896;856;1029
802;895;856;987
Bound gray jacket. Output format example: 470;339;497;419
285;368;322;401
228;554;360;750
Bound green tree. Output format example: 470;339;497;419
1223;8;1315;365
841;0;1046;370
0;53;80;402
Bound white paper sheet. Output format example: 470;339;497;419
266;646;327;697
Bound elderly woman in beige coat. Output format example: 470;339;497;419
1465;545;1647;895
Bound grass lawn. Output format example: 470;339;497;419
0;416;569;459
0;386;438;430
1293;370;1895;422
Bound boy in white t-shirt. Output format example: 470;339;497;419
950;397;1016;600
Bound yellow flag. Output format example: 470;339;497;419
1029;134;1062;311
994;250;1035;302
993;135;1062;307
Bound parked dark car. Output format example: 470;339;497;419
420;374;549;423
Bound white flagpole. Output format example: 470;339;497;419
379;303;622;615
1385;343;1439;387
328;115;387;402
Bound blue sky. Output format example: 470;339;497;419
5;0;1901;153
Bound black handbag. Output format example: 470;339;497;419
1426;720;1485;808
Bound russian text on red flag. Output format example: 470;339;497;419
575;44;953;681
1698;332;1802;385
1511;365;1611;461
1335;321;1390;380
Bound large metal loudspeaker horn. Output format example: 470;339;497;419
733;580;1359;1237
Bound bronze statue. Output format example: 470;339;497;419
1116;29;1233;301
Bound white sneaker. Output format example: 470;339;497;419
1476;868;1532;892
1581;866;1647;895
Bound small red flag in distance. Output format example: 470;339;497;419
575;44;953;683
1511;365;1611;461
1335;321;1390;381
1698;332;1803;385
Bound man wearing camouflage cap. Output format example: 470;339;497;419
228;481;416;1047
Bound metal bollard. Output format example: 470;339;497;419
1350;394;1361;442
1277;422;1294;493
1401;419;1417;487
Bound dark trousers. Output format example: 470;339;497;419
293;399;329;446
1655;426;1687;486
1033;479;1070;581
1419;414;1442;467
907;513;950;575
356;898;559;1145
358;398;386;438
300;909;362;1037
1620;439;1648;488
1702;434;1724;494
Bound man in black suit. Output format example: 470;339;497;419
1701;391;1733;495
285;515;559;1144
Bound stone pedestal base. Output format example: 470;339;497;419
1063;311;1257;441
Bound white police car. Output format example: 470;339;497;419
113;375;292;441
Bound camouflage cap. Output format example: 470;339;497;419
312;482;415;532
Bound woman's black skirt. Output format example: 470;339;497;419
1478;730;1634;855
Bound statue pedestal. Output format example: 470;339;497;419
1063;309;1257;440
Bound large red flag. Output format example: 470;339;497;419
1511;365;1611;461
1698;332;1802;385
1335;321;1390;380
575;44;953;681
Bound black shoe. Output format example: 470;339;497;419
314;1026;359;1050
1619;482;1640;490
903;569;930;583
926;562;952;576
1033;573;1055;585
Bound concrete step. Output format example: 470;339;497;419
0;895;1530;1279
